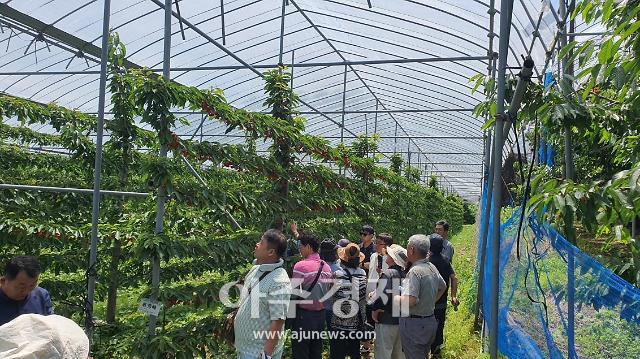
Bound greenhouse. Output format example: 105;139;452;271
0;0;638;358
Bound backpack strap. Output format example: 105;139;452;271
242;269;274;305
305;261;325;292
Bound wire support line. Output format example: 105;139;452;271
0;183;149;198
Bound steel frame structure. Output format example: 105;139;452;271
0;0;605;355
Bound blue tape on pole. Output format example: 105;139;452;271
546;144;554;167
544;69;556;90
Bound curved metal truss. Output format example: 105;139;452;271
0;0;600;200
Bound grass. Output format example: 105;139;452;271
441;224;485;359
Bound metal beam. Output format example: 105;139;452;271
288;0;466;194
0;2;352;138
0;56;490;76
560;3;577;359
304;108;476;114
0;3;139;69
566;32;608;36
168;56;492;69
148;0;356;137
278;0;286;65
85;108;475;116
0;183;148;198
166;134;482;140
220;0;226;45
86;0;111;341
340;64;347;145
149;0;172;338
489;0;513;357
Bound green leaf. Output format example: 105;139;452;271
558;42;578;61
598;39;613;64
554;193;566;209
613;66;626;89
602;0;614;22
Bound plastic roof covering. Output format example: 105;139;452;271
0;0;590;201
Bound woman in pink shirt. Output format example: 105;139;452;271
291;233;332;359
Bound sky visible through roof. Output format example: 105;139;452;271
0;0;591;201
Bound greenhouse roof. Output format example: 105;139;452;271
0;0;600;200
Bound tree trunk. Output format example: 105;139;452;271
105;235;121;323
105;147;129;323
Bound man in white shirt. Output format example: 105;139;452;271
367;233;393;296
234;229;291;359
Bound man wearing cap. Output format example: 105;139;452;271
370;244;408;359
0;256;53;326
428;234;459;358
434;220;455;264
394;234;447;359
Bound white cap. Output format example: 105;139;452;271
0;314;89;359
386;244;408;269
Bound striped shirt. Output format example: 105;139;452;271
234;259;291;359
292;253;332;311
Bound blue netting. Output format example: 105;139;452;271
478;185;640;358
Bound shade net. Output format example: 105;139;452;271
478;185;640;358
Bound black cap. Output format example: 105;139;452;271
361;225;375;235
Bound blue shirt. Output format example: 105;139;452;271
0;287;53;326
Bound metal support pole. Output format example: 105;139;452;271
148;0;172;337
475;132;493;329
393;122;398;152
278;0;286;66
290;50;295;89
489;0;513;357
340;64;347;145
560;2;576;358
220;0;226;45
365;114;368;136
85;0;111;342
373;101;378;134
200;115;204;142
560;1;575;181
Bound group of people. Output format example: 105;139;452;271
233;220;459;359
0;221;459;359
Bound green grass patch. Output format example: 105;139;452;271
441;224;484;359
